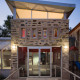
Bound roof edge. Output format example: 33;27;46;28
69;23;80;34
7;0;75;8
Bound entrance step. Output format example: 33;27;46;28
27;78;61;80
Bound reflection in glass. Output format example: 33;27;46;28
52;47;61;77
29;49;39;76
18;47;27;77
40;49;50;76
3;51;11;69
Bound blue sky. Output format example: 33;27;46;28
0;0;80;29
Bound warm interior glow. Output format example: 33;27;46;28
16;9;64;19
16;9;31;18
21;28;25;38
54;28;58;37
48;12;64;19
32;10;47;19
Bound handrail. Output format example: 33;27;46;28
4;67;22;80
55;65;80;80
4;65;80;80
63;67;80;79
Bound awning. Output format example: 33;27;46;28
0;41;11;50
6;0;75;18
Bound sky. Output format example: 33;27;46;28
0;0;80;29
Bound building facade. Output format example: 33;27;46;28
69;23;80;77
0;37;11;77
69;23;80;56
5;0;75;80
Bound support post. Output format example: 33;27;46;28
47;12;48;19
64;13;67;19
31;10;32;19
61;46;63;80
13;7;16;19
1;50;3;69
74;76;76;80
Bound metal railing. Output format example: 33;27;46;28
4;67;22;80
4;65;80;80
62;67;80;80
53;65;80;80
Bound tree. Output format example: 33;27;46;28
1;15;13;37
4;15;13;32
69;27;72;31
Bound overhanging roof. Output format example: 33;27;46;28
6;0;75;18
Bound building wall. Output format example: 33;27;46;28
11;19;69;79
70;26;80;55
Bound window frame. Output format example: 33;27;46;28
21;28;26;38
43;28;48;38
32;28;37;39
53;28;59;38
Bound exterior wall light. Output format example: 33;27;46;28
12;45;16;50
64;46;68;49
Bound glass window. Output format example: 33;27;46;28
2;51;11;69
18;47;27;77
54;28;58;37
32;10;47;19
48;12;64;19
40;49;50;76
43;28;47;38
21;28;26;38
32;28;37;38
16;9;31;19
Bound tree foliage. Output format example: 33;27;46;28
4;15;13;31
1;15;13;37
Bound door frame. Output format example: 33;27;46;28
27;46;52;77
17;46;62;78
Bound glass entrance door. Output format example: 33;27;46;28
40;49;50;76
28;49;39;76
28;47;51;77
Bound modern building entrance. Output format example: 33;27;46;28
18;46;61;77
28;47;51;77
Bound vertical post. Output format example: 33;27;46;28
39;48;40;76
55;65;56;77
50;48;52;77
27;47;29;77
47;12;48;19
13;7;16;19
74;76;76;80
64;13;67;19
31;10;32;19
1;50;3;69
61;46;63;80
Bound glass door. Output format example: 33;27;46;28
28;48;39;76
40;48;51;76
28;47;51;77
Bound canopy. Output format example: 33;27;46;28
6;0;75;18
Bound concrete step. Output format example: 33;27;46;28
27;78;61;80
5;78;61;80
